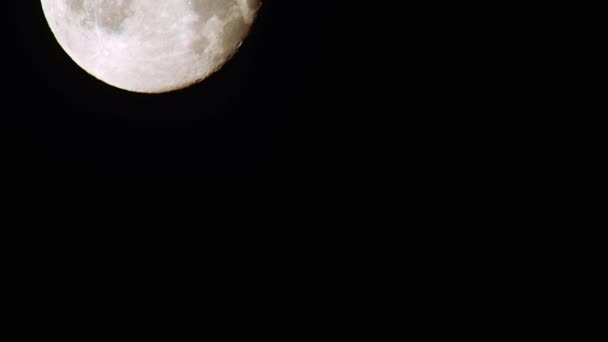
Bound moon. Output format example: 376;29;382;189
40;0;262;93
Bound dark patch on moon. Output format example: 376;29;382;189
221;16;249;53
190;0;232;22
188;0;251;57
190;35;211;55
67;0;85;12
96;0;134;32
68;0;134;33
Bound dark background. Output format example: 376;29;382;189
6;1;353;188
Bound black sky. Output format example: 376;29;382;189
6;2;351;186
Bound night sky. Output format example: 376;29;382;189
7;2;351;187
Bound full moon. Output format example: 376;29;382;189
41;0;261;93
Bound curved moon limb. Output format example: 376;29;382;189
41;0;262;93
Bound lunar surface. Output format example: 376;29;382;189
41;0;261;93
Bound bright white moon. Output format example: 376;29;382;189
41;0;261;93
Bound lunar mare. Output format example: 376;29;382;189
41;0;261;93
